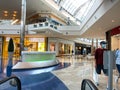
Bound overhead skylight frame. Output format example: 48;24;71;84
53;0;96;24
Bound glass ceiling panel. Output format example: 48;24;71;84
70;6;76;15
75;2;90;20
54;0;58;2
53;0;96;24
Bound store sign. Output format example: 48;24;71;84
29;38;45;42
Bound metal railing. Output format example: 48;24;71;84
0;76;21;90
81;79;98;90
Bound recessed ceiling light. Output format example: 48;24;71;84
13;14;16;17
4;11;8;13
13;11;17;14
112;20;115;22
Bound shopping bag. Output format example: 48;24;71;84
93;68;98;83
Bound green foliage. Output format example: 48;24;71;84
8;38;14;52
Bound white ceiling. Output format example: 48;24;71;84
81;1;120;39
0;0;120;40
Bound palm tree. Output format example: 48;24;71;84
6;38;14;77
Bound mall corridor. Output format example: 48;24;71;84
0;55;120;90
53;55;120;90
0;0;120;90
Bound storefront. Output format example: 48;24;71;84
75;43;91;55
48;38;75;56
58;43;72;55
106;26;120;50
3;37;47;60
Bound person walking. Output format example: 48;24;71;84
94;41;108;86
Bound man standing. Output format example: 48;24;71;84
94;41;108;86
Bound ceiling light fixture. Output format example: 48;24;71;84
112;20;115;22
13;11;17;14
4;11;8;13
13;14;17;17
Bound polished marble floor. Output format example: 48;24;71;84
53;55;120;90
1;55;120;90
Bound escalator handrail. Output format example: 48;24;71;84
0;76;21;90
81;79;98;90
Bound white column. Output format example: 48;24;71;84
91;39;94;55
55;42;59;56
73;42;75;55
96;39;98;48
20;0;26;55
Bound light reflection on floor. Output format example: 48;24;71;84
0;55;120;90
53;55;120;90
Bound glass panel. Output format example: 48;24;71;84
85;83;92;90
69;6;76;15
62;0;72;10
66;2;74;12
81;79;98;90
54;0;58;2
53;0;96;24
75;0;95;21
0;78;18;90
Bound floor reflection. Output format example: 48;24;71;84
0;55;120;90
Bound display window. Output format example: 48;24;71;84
58;43;72;55
3;37;46;60
50;43;55;51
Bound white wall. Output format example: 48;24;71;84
80;0;119;35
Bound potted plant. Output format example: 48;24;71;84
6;38;14;77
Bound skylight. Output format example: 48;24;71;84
53;0;95;24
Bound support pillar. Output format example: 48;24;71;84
20;0;26;55
108;51;113;90
91;39;94;55
55;41;59;56
96;39;98;48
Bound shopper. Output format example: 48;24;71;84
115;49;120;82
94;41;108;86
72;50;74;55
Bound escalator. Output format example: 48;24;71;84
0;76;21;90
0;75;98;90
81;79;98;90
